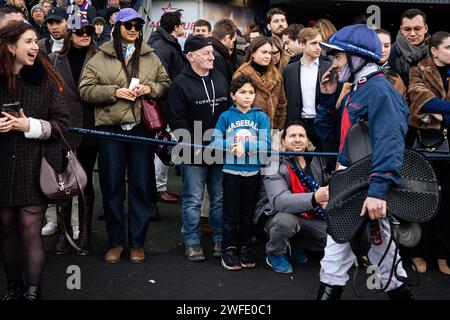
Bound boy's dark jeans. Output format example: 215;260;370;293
222;172;260;249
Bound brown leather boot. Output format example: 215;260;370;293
77;194;94;256
55;199;73;255
412;257;427;273
438;259;450;275
130;248;145;264
105;247;124;264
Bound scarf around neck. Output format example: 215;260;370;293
121;42;136;65
287;158;326;220
395;31;430;76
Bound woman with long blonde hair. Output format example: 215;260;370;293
313;19;337;44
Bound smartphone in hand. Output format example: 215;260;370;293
1;102;20;118
329;67;338;80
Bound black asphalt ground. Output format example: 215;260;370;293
1;168;450;301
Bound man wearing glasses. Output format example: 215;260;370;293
389;8;430;86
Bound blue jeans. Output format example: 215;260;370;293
181;164;223;246
97;124;157;248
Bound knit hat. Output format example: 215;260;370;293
184;35;213;53
31;4;44;17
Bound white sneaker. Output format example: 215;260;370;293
72;225;80;240
41;221;58;236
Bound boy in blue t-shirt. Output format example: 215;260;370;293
210;75;271;271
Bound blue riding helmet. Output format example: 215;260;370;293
320;24;382;63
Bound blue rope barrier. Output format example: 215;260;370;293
68;127;450;159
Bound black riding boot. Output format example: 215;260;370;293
316;282;344;300
387;284;414;300
2;278;25;300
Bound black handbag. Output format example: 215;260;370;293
413;127;449;153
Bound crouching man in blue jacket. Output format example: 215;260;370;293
314;24;413;300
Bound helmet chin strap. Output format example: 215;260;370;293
347;53;369;73
338;53;370;83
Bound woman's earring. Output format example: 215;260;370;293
12;52;15;57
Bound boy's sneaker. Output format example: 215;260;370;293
240;246;256;268
221;247;241;271
266;254;293;274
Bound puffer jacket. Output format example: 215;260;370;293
79;41;171;127
233;62;287;129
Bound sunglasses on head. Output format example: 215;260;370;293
122;21;143;31
73;28;93;37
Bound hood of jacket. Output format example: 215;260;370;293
227;105;263;114
179;63;210;81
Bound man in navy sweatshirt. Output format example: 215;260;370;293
165;35;230;262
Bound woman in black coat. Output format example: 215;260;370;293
0;21;69;300
48;18;98;256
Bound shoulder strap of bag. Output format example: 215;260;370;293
53;122;74;152
53;123;87;253
56;200;82;252
52;53;59;71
